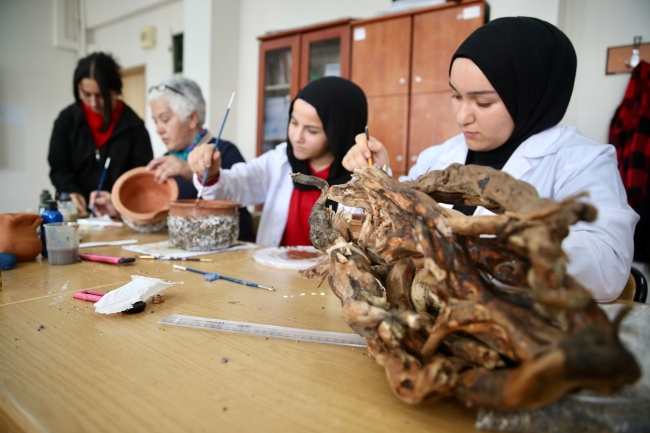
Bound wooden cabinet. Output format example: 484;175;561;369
256;19;352;156
351;0;486;177
351;17;411;97
255;3;486;171
256;35;300;155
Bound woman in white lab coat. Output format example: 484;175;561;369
188;77;367;247
343;17;637;302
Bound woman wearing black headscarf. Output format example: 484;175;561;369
343;17;637;302
188;77;367;246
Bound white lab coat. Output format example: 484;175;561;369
404;125;638;302
193;142;294;247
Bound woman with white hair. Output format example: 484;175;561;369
92;76;255;242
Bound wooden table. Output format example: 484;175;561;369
0;227;481;432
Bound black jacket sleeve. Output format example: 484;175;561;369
129;121;154;168
48;107;82;194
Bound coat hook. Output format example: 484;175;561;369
625;36;642;68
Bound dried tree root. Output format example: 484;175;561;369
293;166;639;411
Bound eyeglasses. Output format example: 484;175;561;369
148;84;186;97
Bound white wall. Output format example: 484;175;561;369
86;0;178;28
489;0;559;24
208;0;240;142
89;0;184;157
183;0;213;128
0;1;78;213
560;0;650;143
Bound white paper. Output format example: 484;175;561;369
122;240;256;258
462;5;481;20
94;276;183;314
353;27;366;41
324;63;341;77
79;239;138;249
78;215;124;229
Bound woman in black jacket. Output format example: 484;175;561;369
47;52;153;214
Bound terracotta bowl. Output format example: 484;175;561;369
0;213;43;262
167;200;240;251
111;167;179;233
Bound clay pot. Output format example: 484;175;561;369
167;200;241;251
0;213;43;261
112;167;179;233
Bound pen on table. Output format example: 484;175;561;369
196;93;235;204
365;126;373;166
138;255;212;262
80;253;136;264
173;264;275;291
91;157;111;216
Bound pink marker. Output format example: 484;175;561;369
73;290;105;302
79;253;136;265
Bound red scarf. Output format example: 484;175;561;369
281;164;330;247
82;100;124;149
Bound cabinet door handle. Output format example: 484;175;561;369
414;76;422;83
396;155;403;162
399;78;406;84
411;155;418;162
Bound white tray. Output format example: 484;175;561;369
252;246;325;270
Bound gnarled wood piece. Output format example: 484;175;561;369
293;166;640;411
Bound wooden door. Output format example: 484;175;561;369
408;91;459;171
256;35;300;156
411;2;485;94
367;95;409;178
121;66;146;120
299;24;351;90
351;16;412;97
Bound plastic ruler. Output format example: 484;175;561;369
159;314;368;348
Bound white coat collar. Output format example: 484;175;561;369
443;126;564;179
438;125;565;171
502;125;562;179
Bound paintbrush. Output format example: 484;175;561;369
138;255;212;262
91;157;111;215
196;93;235;204
173;264;275;291
365;126;373;166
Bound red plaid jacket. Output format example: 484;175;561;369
609;60;650;212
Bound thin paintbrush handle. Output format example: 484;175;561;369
365;126;373;166
173;265;274;291
196;93;235;202
91;157;111;215
219;275;257;287
174;264;207;275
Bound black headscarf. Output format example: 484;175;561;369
451;16;577;170
287;76;368;191
451;17;577;215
